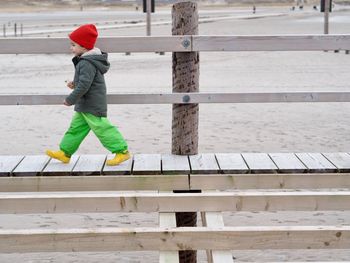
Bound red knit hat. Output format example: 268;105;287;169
69;24;98;50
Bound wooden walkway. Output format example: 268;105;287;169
1;152;350;177
1;152;350;262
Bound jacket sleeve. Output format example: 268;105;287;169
65;60;97;105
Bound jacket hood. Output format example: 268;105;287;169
75;48;110;74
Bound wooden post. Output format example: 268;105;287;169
3;24;5;38
324;0;329;34
172;2;199;263
146;0;151;36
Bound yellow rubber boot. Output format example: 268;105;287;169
106;151;131;166
46;150;70;164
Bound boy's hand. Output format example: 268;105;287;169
63;100;71;106
65;80;75;89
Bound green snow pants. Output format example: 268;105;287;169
60;112;128;156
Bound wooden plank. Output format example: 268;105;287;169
190;173;350;190
201;190;234;263
103;154;133;175
1;226;349;252
132;154;161;175
42;155;80;176
268;153;307;173
204;213;234;263
192;35;350;52
2;92;350;105
159;201;179;263
71;154;106;176
2;173;350;192
12;155;50;177
0;155;24;176
2;35;349;54
161;154;190;175
189;154;220;174
241;153;278;173
0;36;190;54
323;153;350;172
1;191;350;214
215;153;249;174
0;175;190;192
295;153;337;173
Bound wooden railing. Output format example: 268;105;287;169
1;34;350;107
1;29;350;262
1;34;350;53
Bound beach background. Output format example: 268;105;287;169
1;0;350;262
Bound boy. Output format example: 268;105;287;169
46;24;130;166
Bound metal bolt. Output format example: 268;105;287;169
182;95;190;103
182;38;191;48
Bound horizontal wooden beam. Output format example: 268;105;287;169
1;92;350;106
189;173;350;190
0;36;191;54
1;173;350;192
0;175;190;192
0;226;349;252
1;35;349;54
0;191;349;213
193;34;350;51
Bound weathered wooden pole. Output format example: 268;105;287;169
324;0;329;34
172;2;199;262
146;0;151;36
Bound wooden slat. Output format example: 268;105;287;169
241;153;278;173
71;154;106;176
323;153;350;172
12;155;50;177
1;35;349;54
0;155;24;176
295;153;337;173
103;154;133;175
1;191;350;214
268;153;307;173
192;35;350;52
42;155;80;176
0;175;190;192
1;226;349;252
132;154;161;175
2;92;350;105
215;153;249;174
159;210;179;262
201;211;234;263
161;154;190;175
2;173;350;192
189;154;220;174
0;36;190;54
190;173;350;190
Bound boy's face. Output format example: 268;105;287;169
70;41;87;56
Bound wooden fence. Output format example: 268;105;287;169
1;22;350;263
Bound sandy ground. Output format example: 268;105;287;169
0;6;350;262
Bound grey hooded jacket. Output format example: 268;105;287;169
65;48;110;117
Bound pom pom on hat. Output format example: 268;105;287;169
69;24;98;50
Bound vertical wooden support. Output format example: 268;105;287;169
159;193;179;263
146;0;151;36
324;0;330;34
172;2;199;263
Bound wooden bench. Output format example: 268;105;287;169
0;152;350;262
